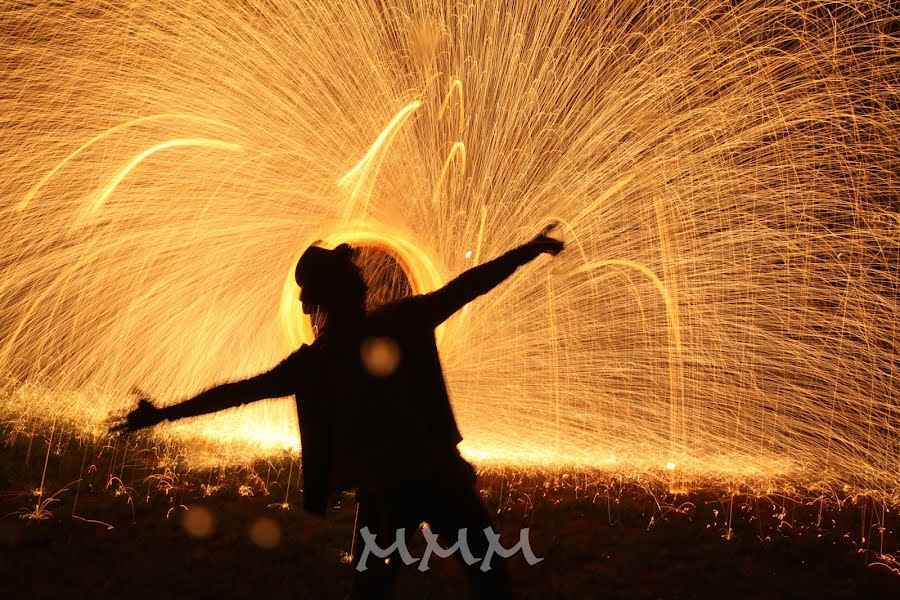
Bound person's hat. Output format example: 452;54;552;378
295;243;355;287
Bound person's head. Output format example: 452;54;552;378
295;243;367;317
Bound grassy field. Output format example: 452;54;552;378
2;429;900;599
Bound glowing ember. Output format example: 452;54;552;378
0;1;898;498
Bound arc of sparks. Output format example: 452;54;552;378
576;259;684;460
337;101;422;221
569;174;636;227
16;114;236;212
473;205;488;265
438;78;465;126
75;138;243;227
431;142;467;204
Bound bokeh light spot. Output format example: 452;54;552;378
361;336;401;377
181;505;215;539
249;516;282;549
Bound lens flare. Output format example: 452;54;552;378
0;1;898;498
182;505;215;539
361;337;402;378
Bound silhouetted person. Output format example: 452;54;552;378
112;225;564;599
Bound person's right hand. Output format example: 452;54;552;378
108;390;165;434
529;223;565;256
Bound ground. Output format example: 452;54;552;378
1;433;899;598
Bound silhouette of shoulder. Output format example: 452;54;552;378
263;342;320;393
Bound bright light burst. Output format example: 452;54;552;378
1;1;898;496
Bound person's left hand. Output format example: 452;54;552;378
108;389;164;434
529;223;565;256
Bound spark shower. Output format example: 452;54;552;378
1;1;898;497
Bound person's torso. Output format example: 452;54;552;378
293;297;464;491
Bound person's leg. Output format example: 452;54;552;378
425;468;513;600
350;492;398;599
349;489;421;599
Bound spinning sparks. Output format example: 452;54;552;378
0;1;898;497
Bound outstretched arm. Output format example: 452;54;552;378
159;372;292;421
110;347;306;433
417;224;564;327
